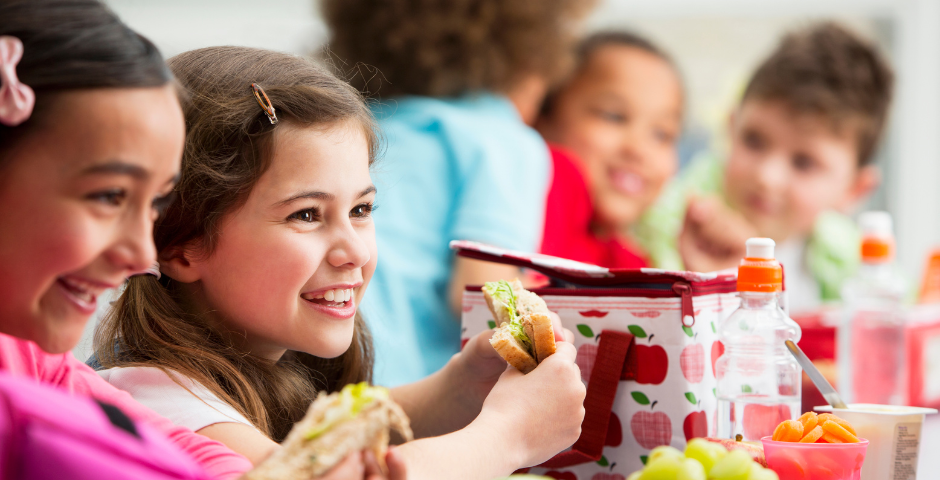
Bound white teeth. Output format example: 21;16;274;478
59;277;98;304
303;288;354;304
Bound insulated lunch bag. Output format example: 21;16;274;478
456;241;739;479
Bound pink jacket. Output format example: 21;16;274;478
0;332;252;479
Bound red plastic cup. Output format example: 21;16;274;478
761;437;869;480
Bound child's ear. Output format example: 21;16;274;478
844;165;881;210
159;244;202;284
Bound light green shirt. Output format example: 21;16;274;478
633;152;860;302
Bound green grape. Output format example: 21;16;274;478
708;450;753;480
626;472;642;480
648;445;684;464
684;438;726;472
676;458;707;480
746;463;780;480
639;455;682;480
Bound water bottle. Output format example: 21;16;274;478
838;211;907;405
717;238;802;440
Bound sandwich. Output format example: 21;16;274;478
483;279;557;374
245;382;413;479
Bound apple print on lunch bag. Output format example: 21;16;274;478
454;241;739;479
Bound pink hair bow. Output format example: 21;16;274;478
0;36;35;127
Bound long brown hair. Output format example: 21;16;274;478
94;46;378;441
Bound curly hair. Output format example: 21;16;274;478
743;22;894;166
322;0;595;98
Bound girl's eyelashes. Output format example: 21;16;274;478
87;188;127;207
286;203;375;223
351;202;376;218
653;126;677;144
152;191;177;217
289;207;321;223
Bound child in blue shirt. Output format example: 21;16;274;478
323;0;594;385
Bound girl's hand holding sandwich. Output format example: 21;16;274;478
388;334;585;480
476;340;586;466
452;310;573;420
387;281;585;480
392;308;573;438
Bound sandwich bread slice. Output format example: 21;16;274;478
482;280;557;374
244;382;413;479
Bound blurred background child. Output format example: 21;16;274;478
537;32;683;268
636;22;893;314
322;0;594;386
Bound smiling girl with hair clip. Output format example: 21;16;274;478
92;46;586;480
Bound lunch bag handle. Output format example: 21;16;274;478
539;330;635;469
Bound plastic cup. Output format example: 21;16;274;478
815;404;937;480
761;437;868;480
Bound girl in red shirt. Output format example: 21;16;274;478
537;32;684;269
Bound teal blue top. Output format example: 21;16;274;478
363;93;550;386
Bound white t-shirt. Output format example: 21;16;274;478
97;366;254;432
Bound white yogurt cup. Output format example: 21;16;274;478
815;404;937;480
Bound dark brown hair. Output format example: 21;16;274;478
322;0;595;98
742;22;894;166
94;46;377;442
541;30;682;117
0;0;170;155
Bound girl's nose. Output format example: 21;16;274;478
326;223;371;269
106;208;158;277
617;125;644;161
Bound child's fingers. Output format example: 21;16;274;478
362;450;386;479
497;362;523;380
548;312;566;342
686;195;717;224
465;329;500;361
562;328;574;343
385;446;408;480
319;451;364;480
545;341;577;363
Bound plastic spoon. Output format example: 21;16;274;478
785;339;848;409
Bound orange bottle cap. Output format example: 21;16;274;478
738;257;783;292
858;211;894;264
861;236;893;263
737;238;783;292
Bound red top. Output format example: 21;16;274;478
540;145;649;269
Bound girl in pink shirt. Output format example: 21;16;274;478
0;1;250;478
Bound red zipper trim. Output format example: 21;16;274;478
455;248;738;290
467;280;737;328
465;282;736;297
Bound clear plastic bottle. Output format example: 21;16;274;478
717;238;802;441
838;211;907;405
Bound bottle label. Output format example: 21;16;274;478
889;422;922;480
